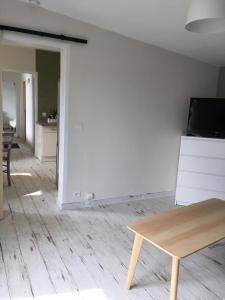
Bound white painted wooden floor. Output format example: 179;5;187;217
0;142;225;300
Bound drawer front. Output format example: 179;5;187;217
180;138;225;159
175;186;225;205
177;171;225;193
42;132;57;156
43;127;57;133
178;156;225;176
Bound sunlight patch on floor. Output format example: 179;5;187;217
80;288;107;300
16;289;107;300
24;190;43;197
11;172;32;177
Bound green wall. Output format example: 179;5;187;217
36;49;60;122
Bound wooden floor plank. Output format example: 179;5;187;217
0;193;34;300
12;177;83;299
0;205;12;300
5;184;57;298
0;141;224;300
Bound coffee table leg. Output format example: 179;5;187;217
125;233;143;289
170;256;180;300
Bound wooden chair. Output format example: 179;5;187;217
2;133;14;186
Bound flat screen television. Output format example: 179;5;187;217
187;98;225;138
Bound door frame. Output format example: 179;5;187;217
0;31;70;214
1;79;18;134
1;70;37;146
21;79;26;141
23;73;35;151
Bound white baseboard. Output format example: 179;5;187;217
61;190;175;210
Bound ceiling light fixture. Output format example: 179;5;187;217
185;0;225;33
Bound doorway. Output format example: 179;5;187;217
2;76;17;133
0;32;70;214
34;49;60;189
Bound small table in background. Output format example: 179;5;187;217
2;132;14;186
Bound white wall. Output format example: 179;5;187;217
0;45;35;140
2;71;22;135
0;44;35;72
0;0;219;204
2;81;16;127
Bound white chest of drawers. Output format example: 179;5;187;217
175;136;225;205
35;124;57;162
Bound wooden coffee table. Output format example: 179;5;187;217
125;198;225;300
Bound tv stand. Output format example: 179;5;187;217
175;136;225;205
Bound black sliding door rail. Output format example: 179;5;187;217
0;24;88;44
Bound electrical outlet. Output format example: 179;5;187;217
73;192;81;198
42;112;47;117
85;193;95;200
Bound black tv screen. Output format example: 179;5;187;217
187;98;225;138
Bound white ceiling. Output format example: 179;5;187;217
18;0;225;66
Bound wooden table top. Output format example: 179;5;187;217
128;199;225;258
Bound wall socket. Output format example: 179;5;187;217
42;112;47;117
73;192;81;198
85;193;95;200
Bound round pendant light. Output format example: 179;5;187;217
186;0;225;33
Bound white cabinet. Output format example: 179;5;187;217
35;124;57;162
175;136;225;205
